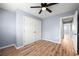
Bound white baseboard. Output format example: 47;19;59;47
16;45;25;49
0;44;26;49
42;39;60;44
0;39;60;49
0;44;15;49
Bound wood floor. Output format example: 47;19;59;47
0;40;77;56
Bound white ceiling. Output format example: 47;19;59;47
0;3;79;19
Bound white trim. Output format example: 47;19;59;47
0;44;25;49
61;15;74;19
43;39;60;44
0;44;15;49
15;45;24;49
0;39;59;50
59;17;62;44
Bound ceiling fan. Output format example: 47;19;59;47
30;3;58;14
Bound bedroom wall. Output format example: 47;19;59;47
42;10;78;43
0;8;42;48
0;8;16;47
1;7;78;48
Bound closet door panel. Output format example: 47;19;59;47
23;16;41;45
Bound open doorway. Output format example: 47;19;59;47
62;17;75;54
62;17;76;54
59;11;78;54
63;22;72;44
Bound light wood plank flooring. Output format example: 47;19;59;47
0;40;77;56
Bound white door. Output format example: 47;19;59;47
23;16;41;45
72;11;78;53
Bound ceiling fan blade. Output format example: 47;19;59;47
46;8;52;13
44;3;47;6
41;3;47;7
30;6;41;8
41;3;44;6
47;3;58;7
39;10;42;14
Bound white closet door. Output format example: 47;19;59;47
23;16;41;45
33;19;41;40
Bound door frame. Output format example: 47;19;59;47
59;15;74;43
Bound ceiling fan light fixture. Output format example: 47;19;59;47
42;7;46;11
30;3;58;14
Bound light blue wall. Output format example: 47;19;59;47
0;7;78;47
42;10;77;43
0;8;42;47
0;8;16;47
